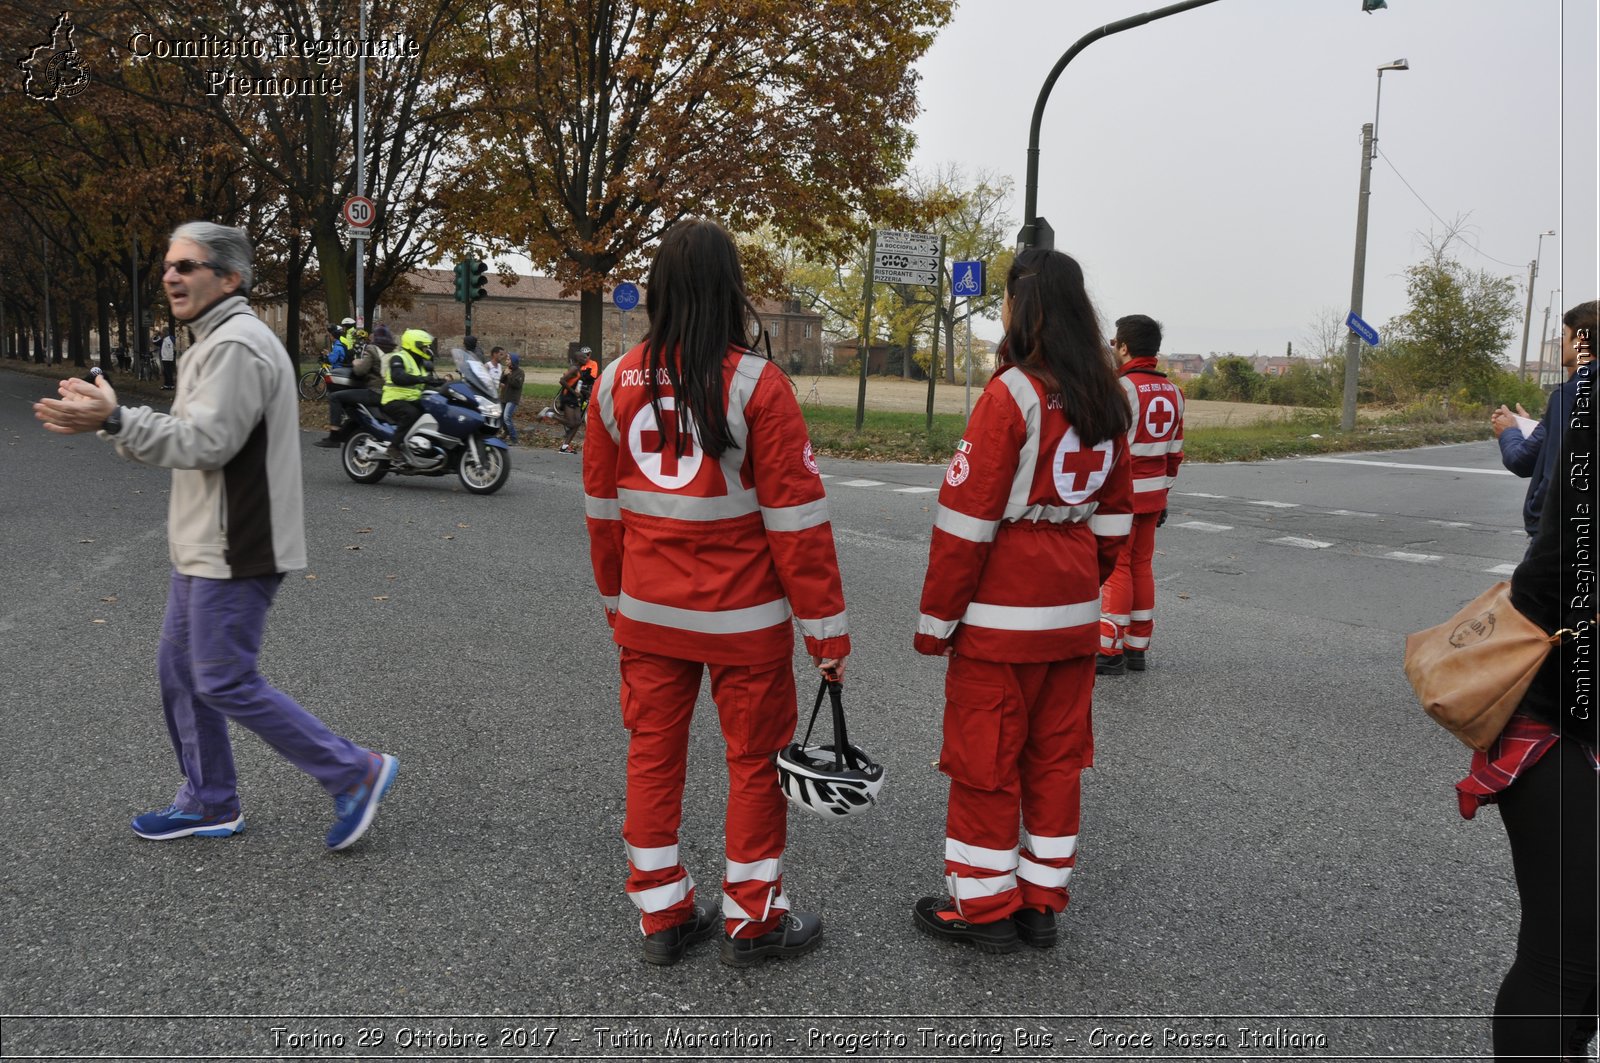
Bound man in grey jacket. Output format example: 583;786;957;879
34;222;399;851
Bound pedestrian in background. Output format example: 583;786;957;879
158;329;176;390
584;218;849;967
1491;300;1598;542
556;348;591;453
499;351;524;444
316;323;392;449
1463;301;1597;1062
913;248;1132;954
1097;314;1184;675
33;221;399;851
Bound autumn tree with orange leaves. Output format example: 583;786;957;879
444;0;954;356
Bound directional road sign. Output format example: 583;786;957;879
952;260;985;298
1345;310;1380;347
873;228;940;287
341;195;376;229
612;282;640;311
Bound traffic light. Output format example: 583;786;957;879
1362;0;1387;11
452;260;470;303
471;259;488;302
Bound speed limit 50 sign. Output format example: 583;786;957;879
342;196;376;229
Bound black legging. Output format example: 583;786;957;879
1494;736;1598;1060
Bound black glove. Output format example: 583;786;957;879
1157;507;1168;527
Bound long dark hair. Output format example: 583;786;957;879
1002;248;1130;446
641;218;763;461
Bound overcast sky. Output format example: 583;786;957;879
907;0;1597;362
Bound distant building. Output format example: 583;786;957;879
1158;354;1206;380
1252;356;1300;377
258;270;824;368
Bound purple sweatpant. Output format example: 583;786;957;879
158;571;369;816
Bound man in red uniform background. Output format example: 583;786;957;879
1099;314;1184;675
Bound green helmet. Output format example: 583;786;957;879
400;328;435;361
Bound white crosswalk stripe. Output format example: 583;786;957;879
1486;563;1518;576
1386;551;1442;564
1269;536;1333;549
1174;520;1233;532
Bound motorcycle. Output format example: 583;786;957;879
339;347;512;495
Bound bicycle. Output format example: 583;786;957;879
298;359;331;401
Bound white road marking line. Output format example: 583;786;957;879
1245;499;1300;508
1174;520;1233;533
1386;551;1443;563
893;486;938;494
1486;563;1518;576
1328;509;1380;518
818;474;834;479
1269;536;1333;549
1176;491;1229;499
1304;457;1513;476
835;479;885;488
1427;520;1472;529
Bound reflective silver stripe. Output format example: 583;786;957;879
618;592;791;634
716;354;765;498
945;838;1018;872
1101;612;1130;626
1166;474;1180;488
1089;513;1132;537
997;371;1043;521
726;857;782;883
628;873;693;913
935;505;1000;543
1124;633;1151;648
597;359;623;443
962;598;1100;631
1009;501;1098;524
1122;377;1141;441
1022;831;1078;860
761;496;831;533
1133;476;1168;493
627;843;680;872
796;611;848;640
918;613;959;638
1130;440;1177;457
723;889;790;922
1130;609;1154;621
947;871;1018;900
618;487;758;521
1017;856;1074;890
600;594;619;611
585;494;621;521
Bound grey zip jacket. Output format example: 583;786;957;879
104;295;307;578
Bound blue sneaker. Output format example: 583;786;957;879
131;804;245;840
326;752;399;850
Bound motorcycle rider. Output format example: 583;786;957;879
381;328;438;464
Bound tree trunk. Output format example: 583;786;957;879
286;229;304;364
944;299;957;383
70;299;86;367
313;220;350;328
95;263;113;371
581;290;605;365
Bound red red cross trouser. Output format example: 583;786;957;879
619;649;795;938
1101;510;1160;656
940;654;1093;923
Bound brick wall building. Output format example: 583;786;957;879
263;269;826;369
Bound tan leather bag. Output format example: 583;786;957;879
1404;581;1567;751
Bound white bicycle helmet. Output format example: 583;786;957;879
777;679;885;818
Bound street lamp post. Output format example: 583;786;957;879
1339;58;1408;432
1517;230;1556;380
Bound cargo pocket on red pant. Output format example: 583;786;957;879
716;660;796;758
939;671;1010;791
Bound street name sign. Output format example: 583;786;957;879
1346;310;1380;347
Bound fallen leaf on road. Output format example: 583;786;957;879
456;522;470;528
305;574;318;580
386;574;397;580
92;618;106;624
101;596;117;603
345;545;361;551
442;534;455;540
78;539;93;544
356;527;373;534
1178;594;1191;600
372;595;389;601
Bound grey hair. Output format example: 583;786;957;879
169;221;254;294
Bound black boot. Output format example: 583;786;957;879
720;911;823;967
912;896;1021;954
1125;647;1147;672
1095;653;1126;676
641;905;719;966
1011;906;1058;949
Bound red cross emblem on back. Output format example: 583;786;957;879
1050;428;1112;504
1145;395;1176;438
641;414;692;477
628;397;704;489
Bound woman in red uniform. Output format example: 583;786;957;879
913;248;1132;953
584;219;850;967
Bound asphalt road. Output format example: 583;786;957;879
0;366;1536;1061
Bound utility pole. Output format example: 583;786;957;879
353;0;367;330
854;232;877;432
925;234;946;432
1339;124;1374;433
1517;230;1555;380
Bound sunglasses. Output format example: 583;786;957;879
162;259;224;276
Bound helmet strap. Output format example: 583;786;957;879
803;677;852;772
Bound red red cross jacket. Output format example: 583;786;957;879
915;366;1133;663
584;343;850;665
1119;356;1185;514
